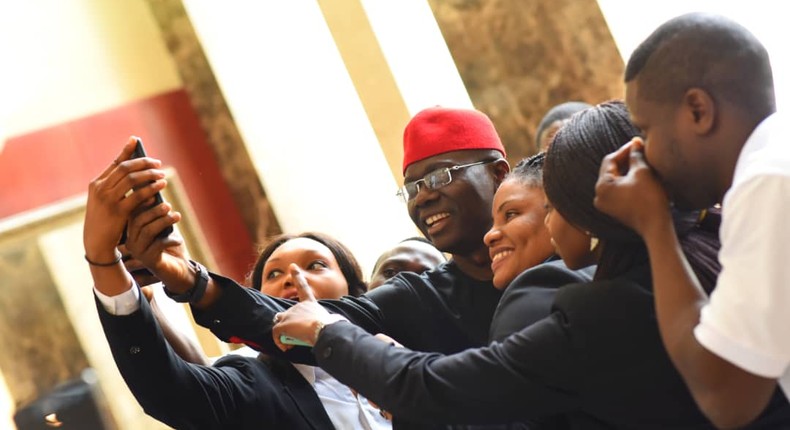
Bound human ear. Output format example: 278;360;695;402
492;159;510;185
683;88;716;135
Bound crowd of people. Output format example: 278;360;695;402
82;12;788;429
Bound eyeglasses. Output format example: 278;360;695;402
396;159;501;203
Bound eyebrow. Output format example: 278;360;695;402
496;198;518;212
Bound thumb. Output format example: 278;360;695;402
289;264;317;303
628;140;649;172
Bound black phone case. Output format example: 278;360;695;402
119;138;174;244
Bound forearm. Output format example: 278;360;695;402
641;220;767;426
194;274;388;363
88;252;135;298
96;294;241;428
314;321;572;424
642;220;717;380
643;219;709;358
150;294;210;365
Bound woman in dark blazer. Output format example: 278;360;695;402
273;101;790;428
83;151;389;430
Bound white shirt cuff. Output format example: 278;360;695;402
94;282;140;316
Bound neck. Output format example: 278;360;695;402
451;246;493;281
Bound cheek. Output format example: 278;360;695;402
309;275;350;300
261;282;284;298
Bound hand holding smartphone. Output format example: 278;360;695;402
119;138;174;244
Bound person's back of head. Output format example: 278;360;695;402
625;12;775;121
535;101;592;151
545;100;721;289
369;237;446;290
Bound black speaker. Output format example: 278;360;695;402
13;369;113;430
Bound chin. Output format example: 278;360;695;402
492;270;514;290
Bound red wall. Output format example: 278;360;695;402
1;89;254;281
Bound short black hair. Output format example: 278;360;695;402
535;102;592;147
625;12;775;117
370;236;443;276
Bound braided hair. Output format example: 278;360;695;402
544;100;721;289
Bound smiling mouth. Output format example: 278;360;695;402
425;212;450;227
491;250;513;263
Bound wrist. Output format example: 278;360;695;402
163;260;209;304
85;249;123;267
641;211;676;246
312;314;348;344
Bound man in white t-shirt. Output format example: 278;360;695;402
592;12;790;429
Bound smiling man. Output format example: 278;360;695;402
123;106;516;428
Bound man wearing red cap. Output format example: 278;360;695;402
121;106;512;428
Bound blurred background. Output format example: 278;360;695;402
0;1;786;428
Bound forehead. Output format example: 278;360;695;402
494;180;545;204
404;149;486;180
267;237;335;262
625;79;660;128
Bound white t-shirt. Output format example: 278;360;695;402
695;113;790;397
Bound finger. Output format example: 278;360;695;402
599;138;637;178
289;264;317;302
628;140;649;171
119;178;167;217
103;159;165;201
272;324;294;352
126;206;182;257
95;137;139;181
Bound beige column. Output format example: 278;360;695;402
181;1;418;274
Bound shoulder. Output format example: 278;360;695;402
553;265;653;322
507;260;595;292
489;262;595;342
365;260;476;300
733;114;790;186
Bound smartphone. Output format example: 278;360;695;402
279;335;312;347
118;138;174;244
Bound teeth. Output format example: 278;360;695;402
426;213;449;226
492;250;512;262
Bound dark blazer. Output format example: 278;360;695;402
96;291;335;430
309;263;790;429
489;259;595;343
190;262;503;430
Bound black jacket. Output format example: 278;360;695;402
96;291;335;429
311;263;790;429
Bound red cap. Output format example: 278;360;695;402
402;106;506;174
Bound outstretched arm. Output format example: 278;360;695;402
272;265;578;424
594;139;777;428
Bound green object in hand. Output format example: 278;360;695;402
279;335;312;347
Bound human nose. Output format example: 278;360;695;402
484;225;501;248
412;180;438;207
283;267;302;289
